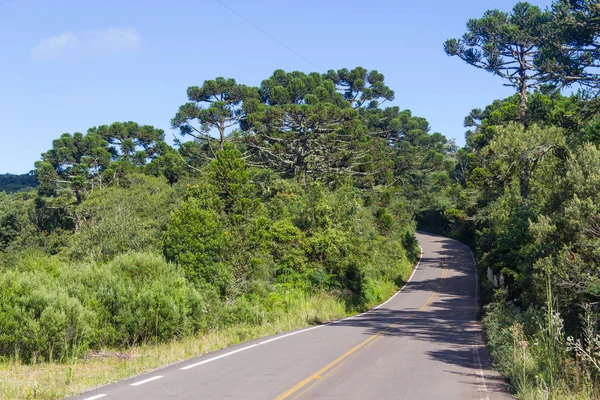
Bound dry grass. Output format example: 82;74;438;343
0;292;350;400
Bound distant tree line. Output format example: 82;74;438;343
0;172;38;193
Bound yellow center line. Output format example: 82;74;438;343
274;259;449;400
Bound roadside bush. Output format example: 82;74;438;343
69;174;177;261
163;200;230;293
0;270;94;363
0;252;208;362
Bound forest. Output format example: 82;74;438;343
0;174;38;194
1;0;600;398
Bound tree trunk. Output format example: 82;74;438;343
219;119;225;151
519;81;528;125
518;47;528;125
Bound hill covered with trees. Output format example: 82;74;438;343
0;173;37;193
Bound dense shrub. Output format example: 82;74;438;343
69;174;177;261
0;252;207;362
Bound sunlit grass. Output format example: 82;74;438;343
0;292;349;400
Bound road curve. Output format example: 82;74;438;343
71;232;511;400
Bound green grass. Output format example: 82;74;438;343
483;297;599;400
0;285;401;400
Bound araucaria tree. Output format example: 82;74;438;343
539;0;600;91
171;77;258;154
35;132;112;204
243;70;373;184
444;2;552;121
89;121;166;165
324;67;395;109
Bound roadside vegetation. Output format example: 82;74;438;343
3;1;600;399
438;1;600;398
0;68;442;398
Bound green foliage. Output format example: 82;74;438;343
207;144;257;215
324;67;395;109
145;142;190;184
0;252;207;363
444;6;600;392
35;131;112;205
69;174;177;261
445;2;552;118
1;66;444;370
244;70;371;182
89;121;166;166
540;0;600;93
0;193;29;251
164;198;230;292
0;173;38;194
172;77;258;152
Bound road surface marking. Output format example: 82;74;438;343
290;353;358;400
181;343;260;370
373;246;424;310
179;249;425;371
275;252;448;400
274;333;382;400
130;375;164;386
459;241;490;400
82;395;106;400
258;325;324;345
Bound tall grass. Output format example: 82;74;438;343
483;281;600;399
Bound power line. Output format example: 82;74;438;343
215;0;314;66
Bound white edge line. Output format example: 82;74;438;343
82;395;107;400
258;325;324;345
373;245;424;310
181;343;259;370
130;375;164;386
458;240;490;400
180;247;425;371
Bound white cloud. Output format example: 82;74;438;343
30;28;141;61
30;32;79;61
85;28;141;57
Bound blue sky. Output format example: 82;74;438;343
0;0;551;173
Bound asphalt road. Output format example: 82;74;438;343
71;232;511;400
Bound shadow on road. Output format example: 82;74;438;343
327;233;510;395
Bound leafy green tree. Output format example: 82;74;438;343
207;144;257;215
530;143;600;304
0;193;28;251
171;77;258;153
70;174;176;261
483;123;565;199
145;142;190;184
256;69;345;107
444;2;553;120
464;92;582;152
163;185;231;294
246;103;367;184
